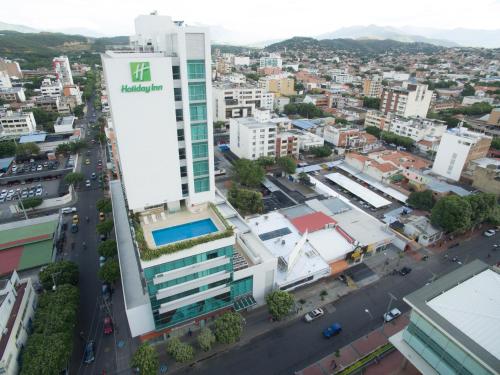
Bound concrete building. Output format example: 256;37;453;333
34;95;60;112
382;71;410;81
401;215;442;246
390;260;500;375
53;115;75;134
0;72;11;89
40;78;62;97
432;128;492;181
106;14;277;339
0;58;22;79
52;56;74;85
388;117;447;142
303;94;332;109
363;75;382;98
275;96;290;112
0;88;25;103
233;56;250;66
292;130;324;151
329;68;353;84
0;111;36;137
259;54;282;69
275;131;299;159
258;74;296;97
462;96;495;106
229;110;276;160
381;82;433;118
212;83;274;122
0;272;37;375
465;158;500;195
364;110;394;130
486;108;500;126
323;126;377;152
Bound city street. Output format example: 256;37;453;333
175;233;500;375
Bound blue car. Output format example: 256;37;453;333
83;341;95;363
322;323;342;338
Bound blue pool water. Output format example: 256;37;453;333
152;218;218;247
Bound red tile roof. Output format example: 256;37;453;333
291;212;336;234
0;282;26;359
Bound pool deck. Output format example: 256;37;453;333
140;207;226;249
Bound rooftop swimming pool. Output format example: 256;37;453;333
152;218;218;247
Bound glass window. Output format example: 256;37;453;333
194;176;210;192
231;276;253;298
188;83;206;101
180;166;187;177
193;160;209;177
190;103;207;121
174;87;182;101
175;109;183;122
177;128;184;141
192;142;208;159
191;123;208;141
187;60;205;80
172;65;181;79
178;148;186;160
181;183;189;196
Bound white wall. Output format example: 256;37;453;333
432;132;471;181
126;303;156;337
234;259;276;305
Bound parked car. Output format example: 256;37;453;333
85;159;91;165
322;323;342;338
399;267;412;276
99;256;106;267
99;212;105;221
61;207;77;214
83;341;95;364
85;180;91;187
101;283;111;301
72;214;79;224
304;308;324;322
103;316;113;335
91;172;97;180
484;229;495;237
383;308;402;322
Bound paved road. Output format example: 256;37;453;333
175;234;500;375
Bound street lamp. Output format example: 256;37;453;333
51;271;62;291
364;308;373;320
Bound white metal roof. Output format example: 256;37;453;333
325;172;392;208
427;269;500;360
308;228;354;263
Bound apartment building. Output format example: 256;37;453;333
323;125;376;152
381;82;433;118
53;115;75;134
0;111;37;137
0;58;22;78
364;110;394;130
105;14;276;339
0;271;37;375
388;117;447;142
432;128;492;181
390;260;500;375
35;95;60;112
258;74;296;96
329;68;353;84
213;83;274;122
0;88;25;103
363;75;382;98
303;94;332;109
52;56;74;85
40;78;62;97
275;131;299;159
229;110;276;160
259;54;282;69
0;72;11;89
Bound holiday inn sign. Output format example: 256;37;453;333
121;61;164;93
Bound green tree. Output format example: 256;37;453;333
197;327;216;352
73;104;85;117
68;139;88;154
98;258;120;283
277;156;296;174
365;125;382;138
256;156;275;168
214;312;243;344
244;72;260;82
266;290;295;321
298;172;311;185
233;159;265;188
407;190;435;211
363;97;381;109
96;219;114;235
166;337;195;363
64;172;84;186
309;145;332;157
431;195;472;233
98;239;117;258
56;143;71;155
19;197;43;209
381;131;414;149
0;141;17;158
284;102;325;118
228;187;263;215
96;198;112;213
461;83;475;96
492;137;500;151
39;261;79;290
15;142;40;158
465;193;496;226
130;343;159;375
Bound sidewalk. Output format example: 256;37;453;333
296;314;418;375
428;226;486;254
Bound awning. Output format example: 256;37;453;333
233;295;257;311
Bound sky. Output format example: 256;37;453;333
3;0;500;43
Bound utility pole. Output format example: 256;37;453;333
382;293;398;334
16;191;28;220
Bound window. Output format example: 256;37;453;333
176;109;183;122
194;176;210;192
191;123;208;141
187;60;205;80
188;83;206;101
174;87;182;101
193;160;209;176
190;103;207;121
178;148;186;160
192;142;208;159
180;166;187;177
177;128;185;141
182;183;189;196
172;65;181;79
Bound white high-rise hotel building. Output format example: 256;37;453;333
102;15;214;212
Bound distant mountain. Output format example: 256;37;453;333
55;27;105;38
265;36;442;55
0;21;38;34
317;25;458;47
401;26;500;48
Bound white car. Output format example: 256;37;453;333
383;308;402;322
484;229;495;237
304;308;325;322
85;180;91;187
61;207;77;214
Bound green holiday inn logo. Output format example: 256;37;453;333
121;61;163;94
130;62;151;82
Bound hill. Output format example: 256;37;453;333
265;36;443;55
0;30;129;69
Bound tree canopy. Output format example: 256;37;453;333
98;258;120;284
363;97;381;109
277;156;296;174
64;172;84;186
266;290;295;321
365;125;381;138
98;239;117;258
233;159;265;188
39;261;79;291
228;186;263;215
96;219;114;235
214;312;243;344
309;145;332;157
407;190;435;211
431;195;472;233
19;197;43;209
130;343;159;375
197;327;216;352
166;337;195;363
96;198;112;213
284;102;325;118
16;142;40;158
381;131;414;149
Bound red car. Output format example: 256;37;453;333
103;316;113;335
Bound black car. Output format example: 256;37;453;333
83;341;95;364
101;283;111;301
399;267;412;276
